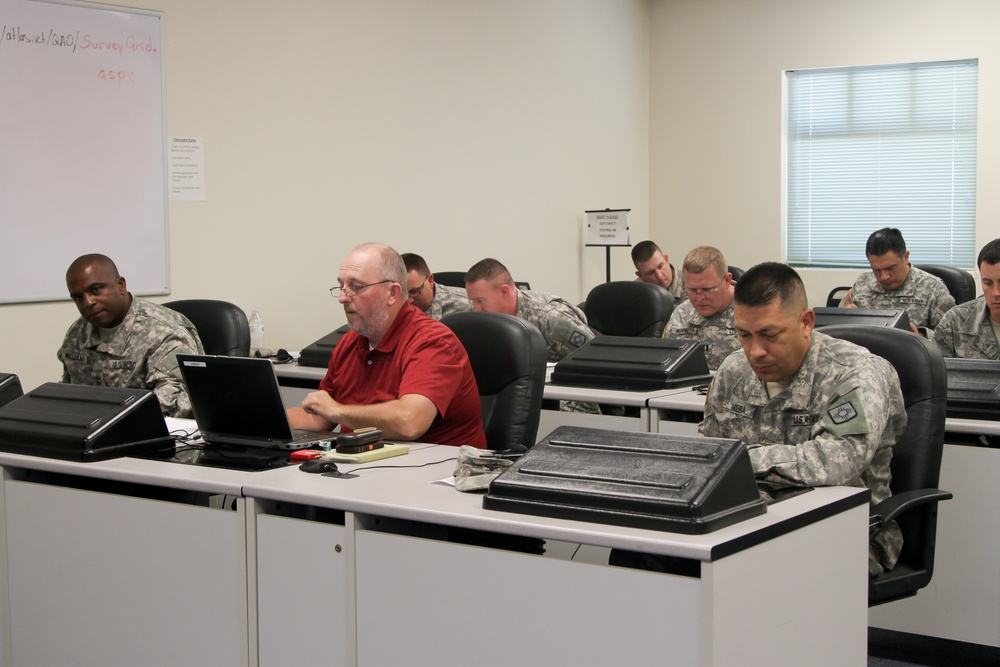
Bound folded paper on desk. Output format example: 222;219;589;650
484;426;765;533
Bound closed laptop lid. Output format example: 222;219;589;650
178;354;298;447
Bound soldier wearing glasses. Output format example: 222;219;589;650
663;246;740;370
401;253;472;320
287;243;487;448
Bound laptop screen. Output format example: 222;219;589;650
178;354;297;447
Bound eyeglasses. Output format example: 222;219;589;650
329;280;394;298
408;276;428;298
684;280;726;297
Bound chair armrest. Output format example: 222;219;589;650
869;488;953;539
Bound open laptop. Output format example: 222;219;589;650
177;354;333;450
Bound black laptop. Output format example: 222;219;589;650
177;354;333;450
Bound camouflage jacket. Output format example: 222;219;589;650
664;299;740;371
635;263;686;304
516;289;594;362
425;283;473;321
700;331;906;573
934;296;1000;360
57;297;205;417
845;264;956;332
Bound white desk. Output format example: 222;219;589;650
273;362;682;437
538;384;683;436
651;387;1000;649
0;439;870;667
244;449;870;667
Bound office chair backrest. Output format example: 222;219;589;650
826;286;850;308
583;281;674;338
432;271;466;288
163;299;250;357
442;311;547;451
821;325;948;601
914;264;977;304
727;265;745;282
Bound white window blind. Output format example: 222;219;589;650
786;59;978;267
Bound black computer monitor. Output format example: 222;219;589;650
0;373;23;408
944;357;1000;421
0;383;171;461
812;307;911;331
550;336;711;391
485;425;766;534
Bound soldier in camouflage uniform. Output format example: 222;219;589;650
664;246;740;370
465;258;593;363
935;238;1000;359
631;240;686;304
465;258;597;414
402;253;473;321
57;254;204;418
701;262;907;576
841;227;955;335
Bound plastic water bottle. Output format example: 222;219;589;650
249;309;265;355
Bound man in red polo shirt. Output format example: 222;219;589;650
287;243;487;448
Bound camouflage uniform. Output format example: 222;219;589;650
517;289;597;414
635;263;686;304
844;265;955;333
700;331;907;575
664;299;740;371
934;296;1000;360
57;297;205;418
516;289;594;363
425;284;472;321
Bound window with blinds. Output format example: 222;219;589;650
785;59;978;268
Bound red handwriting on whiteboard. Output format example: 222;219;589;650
79;34;157;56
98;69;134;85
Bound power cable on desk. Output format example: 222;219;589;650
341;456;458;474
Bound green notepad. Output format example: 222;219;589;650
323;443;409;464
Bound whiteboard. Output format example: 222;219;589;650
0;0;167;303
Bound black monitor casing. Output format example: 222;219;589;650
0;373;24;409
813;307;912;331
944;357;1000;421
484;426;766;534
550;336;711;391
0;383;171;462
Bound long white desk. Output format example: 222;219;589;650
273;361;684;436
0;438;871;667
650;386;1000;649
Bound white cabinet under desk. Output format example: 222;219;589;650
243;446;872;667
0;453;251;667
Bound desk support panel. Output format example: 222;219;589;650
0;472;248;667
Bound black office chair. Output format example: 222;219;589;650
915;264;977;304
163;299;250;357
727;265;745;282
432;271;467;288
442;312;547;451
826;286;851;308
821;325;952;606
582;281;674;338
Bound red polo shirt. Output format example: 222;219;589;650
319;303;487;448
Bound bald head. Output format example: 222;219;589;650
65;253;131;328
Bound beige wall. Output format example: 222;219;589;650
3;0;650;392
649;0;999;306
8;0;997;393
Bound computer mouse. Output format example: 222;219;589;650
299;459;339;474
